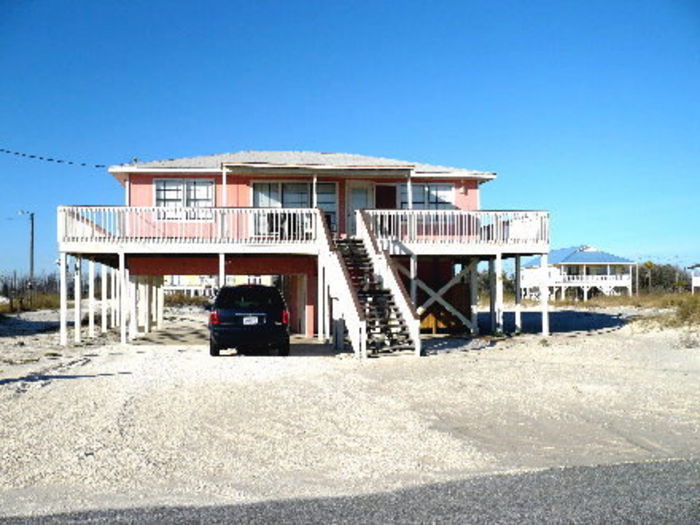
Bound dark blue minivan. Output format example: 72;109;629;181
208;285;290;356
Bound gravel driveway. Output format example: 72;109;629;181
0;308;698;519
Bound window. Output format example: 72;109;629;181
317;182;337;231
399;183;454;210
252;181;338;230
155;179;214;220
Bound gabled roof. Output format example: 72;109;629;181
109;150;496;179
524;246;634;267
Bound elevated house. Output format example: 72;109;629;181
57;151;551;356
690;265;700;294
521;245;636;301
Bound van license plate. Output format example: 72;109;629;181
243;316;258;325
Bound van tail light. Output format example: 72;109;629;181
282;309;290;326
209;310;220;325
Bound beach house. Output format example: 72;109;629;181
57;151;551;356
690;265;700;294
520;246;636;301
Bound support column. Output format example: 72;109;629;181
142;278;152;334
515;255;522;334
317;255;324;341
59;252;68;346
74;257;82;344
540;253;550;336
88;260;96;338
583;287;589;301
218;253;226;288
149;277;158;329
129;273;138;340
469;260;479;336
488;259;495;333
323;278;330;341
101;264;108;333
111;267;118;329
119;253;127;344
157;277;165;329
410;255;418;304
494;253;503;333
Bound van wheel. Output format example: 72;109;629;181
209;339;220;357
269;342;290;357
278;342;290;357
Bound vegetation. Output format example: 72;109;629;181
164;292;211;307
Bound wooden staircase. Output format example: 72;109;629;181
335;238;414;354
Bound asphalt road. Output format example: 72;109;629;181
4;459;698;524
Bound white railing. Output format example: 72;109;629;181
58;206;319;245
560;274;631;284
316;210;367;358
521;267;632;289
365;210;549;247
357;211;421;356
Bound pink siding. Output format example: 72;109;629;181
454;180;479;210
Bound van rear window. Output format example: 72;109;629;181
215;287;283;309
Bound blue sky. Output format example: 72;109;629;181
0;0;698;275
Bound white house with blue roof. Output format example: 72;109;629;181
521;246;636;301
690;265;700;294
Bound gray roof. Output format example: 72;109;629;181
110;150;495;178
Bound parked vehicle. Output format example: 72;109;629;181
208;285;290;357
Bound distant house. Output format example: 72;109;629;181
521;246;636;301
163;274;275;297
690;265;700;294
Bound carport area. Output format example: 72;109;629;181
130;308;340;356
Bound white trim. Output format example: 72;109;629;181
125;175;130;206
109;165;496;181
222;167;227;207
152;177;216;207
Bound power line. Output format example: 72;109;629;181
0;147;108;168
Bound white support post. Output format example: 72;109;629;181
312;174;318;208
111;267;118;329
88;260;95;338
323;278;330;341
129;274;138;340
59;252;68;346
156;277;165;330
74;257;82;344
143;278;152;334
410;255;418;304
150;277;157;329
101;264;108;333
540;253;550;336
494;254;503;333
469;260;479;336
317;255;324;341
119;253;127;344
515;255;522;334
219;253;225;288
488;259;495;333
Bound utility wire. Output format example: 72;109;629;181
0;147;108;168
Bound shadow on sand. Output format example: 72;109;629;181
478;309;626;335
0;316;60;338
0;371;132;386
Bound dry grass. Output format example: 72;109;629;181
0;293;61;314
164;292;211;307
553;293;700;327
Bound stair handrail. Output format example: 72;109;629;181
316;209;367;358
357;210;422;356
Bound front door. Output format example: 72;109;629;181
346;182;374;235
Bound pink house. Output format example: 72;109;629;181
57;151;551;356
